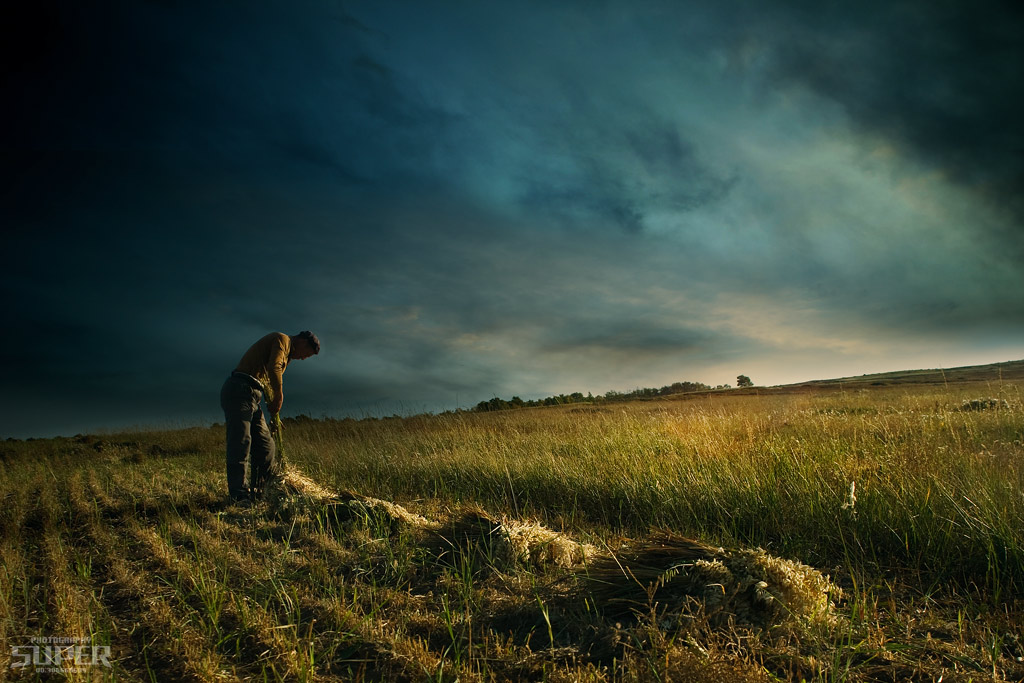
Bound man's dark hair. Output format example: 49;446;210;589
296;330;320;354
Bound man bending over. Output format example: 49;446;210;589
220;330;320;503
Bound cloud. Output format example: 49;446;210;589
740;0;1024;232
3;0;1024;437
514;104;740;234
540;322;715;357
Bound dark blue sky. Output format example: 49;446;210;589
4;1;1024;438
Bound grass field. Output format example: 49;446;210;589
1;377;1022;681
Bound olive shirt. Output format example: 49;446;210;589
234;332;290;405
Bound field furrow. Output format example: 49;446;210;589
160;509;456;681
70;470;224;680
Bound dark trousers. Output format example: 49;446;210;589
220;375;277;499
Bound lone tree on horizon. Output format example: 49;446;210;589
737;374;754;387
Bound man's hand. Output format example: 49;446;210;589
270;411;286;465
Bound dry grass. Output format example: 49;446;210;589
0;381;1022;680
581;534;841;633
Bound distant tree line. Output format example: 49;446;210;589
474;380;726;413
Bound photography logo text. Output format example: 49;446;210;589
10;636;111;673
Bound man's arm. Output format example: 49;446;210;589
267;336;289;415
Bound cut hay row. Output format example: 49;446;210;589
273;465;598;571
270;464;841;632
0;453;848;682
580;534;842;632
504;519;597;569
270;467;434;528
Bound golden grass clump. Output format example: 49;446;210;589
425;509;598;572
273;466;598;569
427;508;510;567
728;548;842;629
263;467;334;517
280;467;336;500
267;464;435;534
582;534;841;632
503;519;596;569
332;493;434;531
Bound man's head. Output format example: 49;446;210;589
290;331;320;360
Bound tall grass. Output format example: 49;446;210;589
1;381;1020;680
284;384;1024;597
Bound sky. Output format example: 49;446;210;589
3;0;1024;438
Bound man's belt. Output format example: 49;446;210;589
231;371;264;393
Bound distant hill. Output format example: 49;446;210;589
481;359;1024;410
779;359;1024;390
